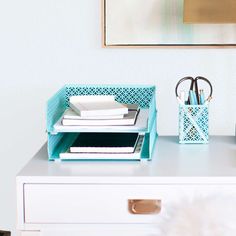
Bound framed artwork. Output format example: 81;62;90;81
0;231;11;236
102;0;236;47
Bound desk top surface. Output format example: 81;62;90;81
17;136;236;184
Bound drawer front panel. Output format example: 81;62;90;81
24;184;236;224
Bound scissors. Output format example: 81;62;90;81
175;76;213;105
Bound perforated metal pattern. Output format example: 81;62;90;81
47;87;66;132
47;133;64;160
179;105;209;143
46;84;157;160
65;85;155;108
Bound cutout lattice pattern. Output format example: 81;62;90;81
65;85;155;108
179;105;209;143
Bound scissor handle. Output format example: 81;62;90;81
175;76;213;99
195;76;213;99
175;76;194;97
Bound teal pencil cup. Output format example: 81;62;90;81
179;105;209;144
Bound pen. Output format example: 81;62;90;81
189;90;196;105
204;96;212;105
193;91;198;105
199;89;205;105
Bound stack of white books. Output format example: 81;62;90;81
58;95;145;160
61;95;140;126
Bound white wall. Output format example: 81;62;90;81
0;0;236;235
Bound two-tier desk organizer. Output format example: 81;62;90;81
46;85;157;161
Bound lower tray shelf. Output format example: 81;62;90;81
48;132;151;161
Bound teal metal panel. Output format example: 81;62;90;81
46;84;157;161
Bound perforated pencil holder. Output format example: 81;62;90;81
179;105;209;144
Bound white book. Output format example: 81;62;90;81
69;95;128;117
69;133;139;153
59;136;144;160
62;110;139;126
63;108;124;120
53;109;148;132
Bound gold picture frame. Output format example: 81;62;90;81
102;0;236;48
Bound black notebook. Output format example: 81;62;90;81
70;132;139;153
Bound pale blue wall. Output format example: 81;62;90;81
0;1;236;235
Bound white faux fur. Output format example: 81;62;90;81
159;195;236;236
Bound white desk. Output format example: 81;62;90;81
17;136;236;236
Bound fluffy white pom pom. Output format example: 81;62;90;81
158;195;236;236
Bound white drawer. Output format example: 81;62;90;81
24;184;236;224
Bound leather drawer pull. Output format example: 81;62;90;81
128;199;161;215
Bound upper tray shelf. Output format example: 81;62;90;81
47;84;157;134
